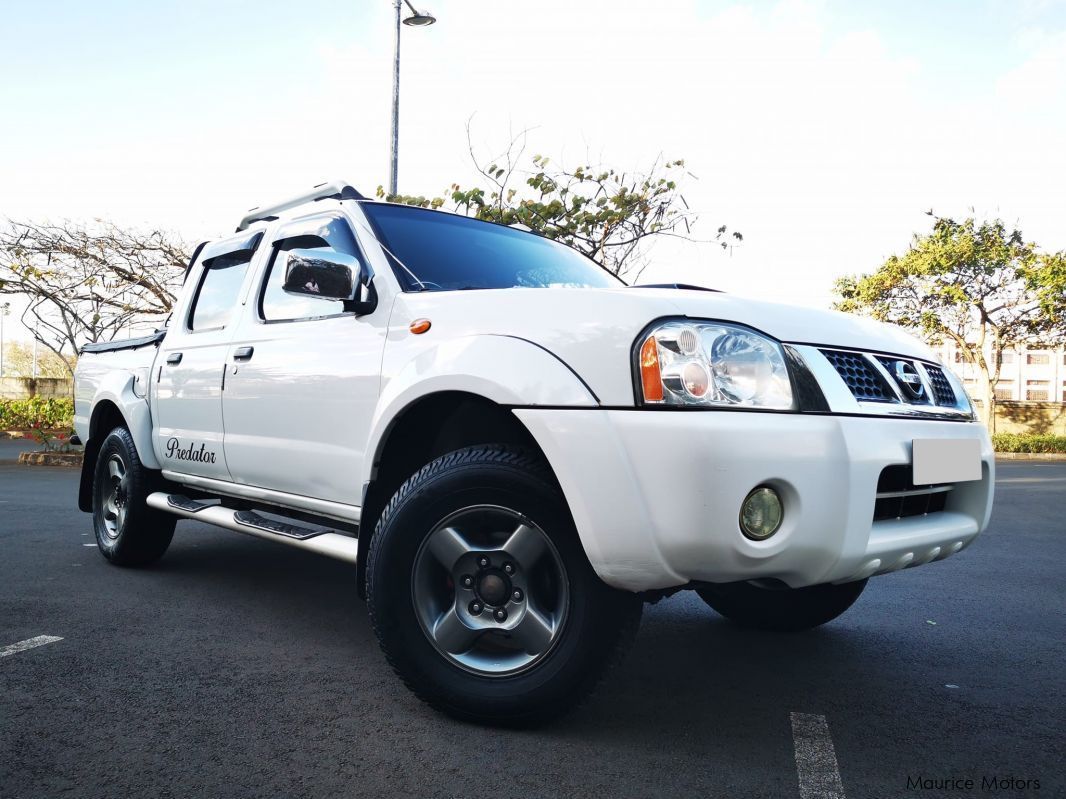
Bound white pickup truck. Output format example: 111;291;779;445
74;180;994;724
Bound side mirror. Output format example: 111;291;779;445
281;248;376;312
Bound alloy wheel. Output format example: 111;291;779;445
412;504;569;676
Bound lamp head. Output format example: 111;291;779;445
403;10;436;26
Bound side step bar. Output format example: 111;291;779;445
147;492;359;564
234;509;324;540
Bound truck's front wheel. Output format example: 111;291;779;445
91;427;175;566
697;578;868;632
367;445;642;725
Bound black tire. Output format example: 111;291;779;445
367;445;642;726
696;579;868;632
91;426;175;567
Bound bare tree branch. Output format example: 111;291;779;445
0;220;189;372
380;129;739;280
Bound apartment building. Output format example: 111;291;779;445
933;342;1066;403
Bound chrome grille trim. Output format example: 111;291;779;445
873;355;933;404
817;347;974;419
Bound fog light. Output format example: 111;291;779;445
740;487;783;540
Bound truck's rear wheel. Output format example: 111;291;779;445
91;427;175;566
367;445;642;725
696;579;867;632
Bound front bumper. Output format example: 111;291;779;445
515;408;994;591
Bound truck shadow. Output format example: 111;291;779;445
152;525;936;744
150;524;376;648
587;602;885;725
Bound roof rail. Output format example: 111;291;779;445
236;180;365;231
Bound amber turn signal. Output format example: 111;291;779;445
639;336;663;402
410;319;432;334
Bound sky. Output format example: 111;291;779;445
2;0;1065;342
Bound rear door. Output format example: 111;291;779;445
151;231;263;480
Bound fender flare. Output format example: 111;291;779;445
79;372;161;511
90;371;161;470
359;334;596;491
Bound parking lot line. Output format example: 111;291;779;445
791;712;846;799
0;635;63;659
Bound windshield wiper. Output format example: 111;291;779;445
635;283;722;293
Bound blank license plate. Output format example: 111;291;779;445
912;439;982;485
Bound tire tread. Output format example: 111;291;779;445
366;444;641;725
92;426;174;567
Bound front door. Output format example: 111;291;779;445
220;212;388;506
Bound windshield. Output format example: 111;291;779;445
359;202;623;292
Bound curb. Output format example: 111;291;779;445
994;452;1066;461
17;451;83;467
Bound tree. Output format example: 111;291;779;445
1;341;73;378
834;213;1066;430
0;221;190;374
380;131;740;280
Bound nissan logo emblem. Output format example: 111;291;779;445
894;360;925;399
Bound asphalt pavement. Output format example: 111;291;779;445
1;440;1063;798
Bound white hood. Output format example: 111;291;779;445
635;288;935;360
395;286;935;406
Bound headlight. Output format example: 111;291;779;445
635;320;794;409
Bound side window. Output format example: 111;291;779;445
189;253;252;331
260;216;364;322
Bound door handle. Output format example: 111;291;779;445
233;346;255;361
166;352;183;365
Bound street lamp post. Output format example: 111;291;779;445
389;0;436;197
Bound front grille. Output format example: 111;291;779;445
923;365;957;405
820;350;895;401
821;349;963;410
873;464;951;521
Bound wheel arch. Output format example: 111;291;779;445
356;390;563;598
79;400;123;512
78;389;159;512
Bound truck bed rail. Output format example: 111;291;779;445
80;329;166;355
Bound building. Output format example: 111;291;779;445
933;342;1066;404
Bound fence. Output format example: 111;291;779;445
991;401;1066;436
0;377;74;400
